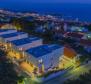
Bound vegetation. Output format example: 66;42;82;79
64;70;91;84
79;56;87;63
0;49;40;84
11;17;36;32
87;25;91;31
0;49;19;84
11;17;55;44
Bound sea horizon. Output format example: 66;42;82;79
0;3;91;22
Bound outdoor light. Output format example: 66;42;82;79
39;59;43;64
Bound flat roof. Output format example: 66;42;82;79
0;32;26;38
10;36;41;46
26;44;61;58
0;29;16;32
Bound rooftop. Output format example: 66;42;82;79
0;32;26;38
80;39;91;46
10;36;41;46
26;44;61;58
66;32;84;38
64;46;77;59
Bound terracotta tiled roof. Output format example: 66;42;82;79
66;32;84;38
80;39;91;46
64;46;77;59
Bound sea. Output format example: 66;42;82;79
0;3;91;22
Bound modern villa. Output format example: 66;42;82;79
25;44;64;73
0;29;78;76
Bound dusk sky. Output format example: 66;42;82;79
0;0;90;3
